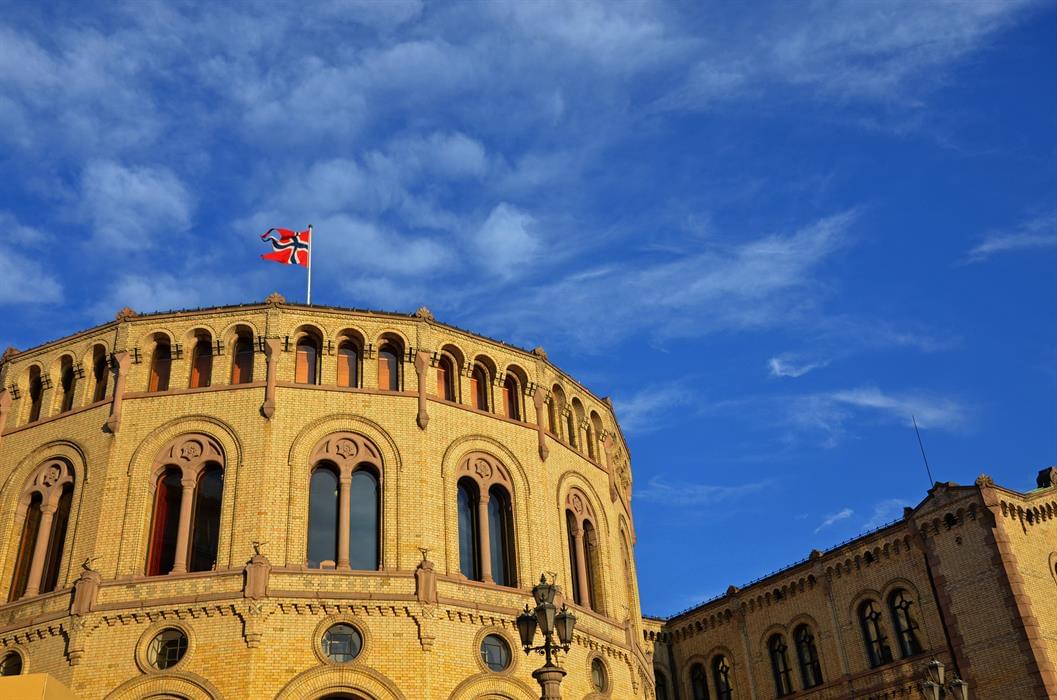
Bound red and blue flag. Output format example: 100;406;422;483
260;228;311;267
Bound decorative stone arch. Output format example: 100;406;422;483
16;360;47;424
139;328;178;349
681;653;711;697
703;645;739;697
847;587;884;619
447;672;537;700
81;340;113;404
181;325;218;346
219;319;261;347
120;418;242;577
561;483;609;616
0;440;88;597
105;671;224;700
879;576;924;604
759;622;789;651
556;472;611;536
787;612;824;638
439;342;467;372
440;436;532;581
285;416;401;570
274;664;406;700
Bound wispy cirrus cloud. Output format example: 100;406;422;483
0;212;62;306
815;507;853;533
863;498;911;529
769;354;829;378
636;476;772;507
613;384;697;434
962;212;1057;263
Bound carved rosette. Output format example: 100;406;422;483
154;434;225;480
564;487;597;529
310;432;382;477
456;452;512;491
19;458;75;513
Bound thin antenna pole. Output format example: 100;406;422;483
306;224;313;305
912;415;935;486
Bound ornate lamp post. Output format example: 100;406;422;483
921;659;969;700
517;574;577;700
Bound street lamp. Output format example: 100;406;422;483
921;659;969;700
517;574;578;700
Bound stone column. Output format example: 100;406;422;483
105;351;131;433
414;350;430;430
533;390;549;461
532;665;567;700
170;476;197;574
572;526;590;607
23;503;56;597
262;338;280;419
337;475;352;569
478;491;493;583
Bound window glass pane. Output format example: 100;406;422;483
150;345;171;392
308;467;339;567
337;345;358;388
566;510;581;605
232;337;254;384
148;629;188;670
458;480;479;580
40;484;73;593
480;634;510;672
583;520;598;612
28;373;42;422
93;352;109;401
691;664;709;700
189;467;223;572
60;364;75;412
379;348;399;390
190;340;212;388
591;658;607;691
488;487;515;586
323;624;363;663
0;652;22;676
296;340;318;384
348;469;379;570
9;493;42;600
472;367;488;410
147;470;183;576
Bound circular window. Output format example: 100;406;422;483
147;629;187;670
0;651;23;676
591;657;608;692
480;634;511;672
322;623;363;663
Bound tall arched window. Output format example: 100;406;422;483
148;339;171;392
471;365;489;411
712;655;733;700
9;460;76;600
189;336;213;389
571;399;586;453
231;334;254;384
690;662;710;700
655;669;669;700
307;465;339;568
769;634;793;697
337;342;360;388
295;336;320;385
547;395;559;435
457;478;480;580
590;412;605;464
437;355;456;401
794;624;823;689
27;366;43;423
91;346;109;402
502;376;520;420
565;489;603;613
348;468;379;569
59;356;76;413
378;344;400;391
566;411;578;449
859;599;893;667
888;589;923;658
306;434;384;571
146;436;226;576
487;486;516;586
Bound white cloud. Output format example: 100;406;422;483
769;354;828;378
473;204;540;278
636;476;771;507
963;212;1057;263
815;507;853;533
863;498;910;530
80;161;194;249
313;214;451;278
0;212;62;306
614;384;696;434
828;387;967;430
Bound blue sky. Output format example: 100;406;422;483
1;1;1055;617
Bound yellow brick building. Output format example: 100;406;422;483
0;297;1053;700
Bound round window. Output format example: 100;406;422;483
0;651;22;676
147;628;187;670
591;657;608;691
322;623;363;663
480;634;511;672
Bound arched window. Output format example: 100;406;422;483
457;478;480;580
378;344;400;391
566;411;578;449
348;468;379;570
337;341;360;388
487;486;516;586
307;465;339;568
502;376;520;420
9;460;76;600
91;346;109;402
888;589;923;658
859;599;893;667
591;412;605;464
471;365;490;411
59;356;76;413
583;520;603;611
437;355;456;401
231;334;254;384
27;366;43;423
148;340;171;392
295;336;320;385
769;634;793;696
189;336;213;389
690;662;710;700
794;624;823;689
571;399;586;453
547;396;559;435
712;655;733;700
655;669;669;700
146;436;226;577
565;489;603;613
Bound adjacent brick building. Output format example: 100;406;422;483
0;297;1052;699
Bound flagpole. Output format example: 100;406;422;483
306;224;313;305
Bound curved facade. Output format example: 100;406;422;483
0;297;648;699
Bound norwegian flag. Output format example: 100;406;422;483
260;227;311;267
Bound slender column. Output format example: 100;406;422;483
573;526;590;607
262;338;280;419
414;350;430;430
338;475;352;569
23;504;57;597
105;351;131;433
533;390;549;460
170;476;197;574
478;491;493;583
